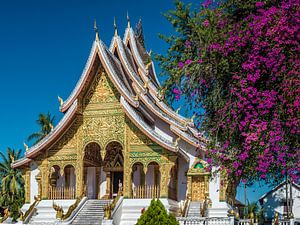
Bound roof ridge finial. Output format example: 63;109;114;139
94;19;99;42
114;17;118;36
127;11;130;28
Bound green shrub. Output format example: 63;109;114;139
136;199;179;225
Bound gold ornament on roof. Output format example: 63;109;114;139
127;12;130;28
24;143;29;152
50;123;54;131
176;107;181;114
58;96;64;107
143;80;150;89
174;137;180;147
94;19;99;42
114;17;118;36
145;62;152;71
190;114;196;123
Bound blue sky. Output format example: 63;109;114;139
0;0;273;203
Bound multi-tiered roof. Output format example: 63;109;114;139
12;19;207;168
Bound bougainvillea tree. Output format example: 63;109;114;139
156;0;300;200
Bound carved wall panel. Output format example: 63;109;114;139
84;70;120;108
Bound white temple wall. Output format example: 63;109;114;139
56;172;64;187
133;165;142;187
209;167;228;208
153;115;175;142
65;166;76;187
179;141;198;167
30;162;39;203
86;167;96;199
177;156;189;201
99;166;107;198
145;165;155;186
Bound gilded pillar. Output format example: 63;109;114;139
105;171;111;198
23;170;30;203
76;160;84;198
35;172;42;200
187;176;192;200
219;171;227;201
40;161;49;199
159;164;172;198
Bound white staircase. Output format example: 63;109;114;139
29;199;76;224
187;201;202;217
71;199;111;225
114;199;180;225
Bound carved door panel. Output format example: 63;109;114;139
192;176;206;201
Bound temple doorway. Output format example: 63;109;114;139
83;142;101;199
112;172;123;197
103;141;124;198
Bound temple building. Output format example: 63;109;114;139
12;19;230;224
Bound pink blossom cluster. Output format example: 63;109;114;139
205;0;300;182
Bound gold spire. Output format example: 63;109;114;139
24;143;29;152
190;114;196;122
58;96;64;107
114;17;118;36
175;107;181;114
127;11;130;28
94;19;99;42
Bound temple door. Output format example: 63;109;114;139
191;176;206;201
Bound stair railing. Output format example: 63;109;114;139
59;197;88;225
20;196;40;224
182;198;191;217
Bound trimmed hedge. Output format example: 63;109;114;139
136;199;179;225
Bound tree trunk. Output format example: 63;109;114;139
226;175;241;206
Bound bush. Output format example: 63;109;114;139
136;199;179;225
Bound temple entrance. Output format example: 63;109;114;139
103;141;124;198
192;176;206;201
83;142;101;199
112;172;123;197
187;160;210;201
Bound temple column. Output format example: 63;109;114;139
96;166;101;199
22;170;30;203
187;176;192;200
105;171;111;198
35;172;42;200
159;164;172;198
40;162;49;199
76;160;84;198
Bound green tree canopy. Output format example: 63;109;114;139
0;148;24;221
27;112;55;145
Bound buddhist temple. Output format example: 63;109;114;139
12;19;230;225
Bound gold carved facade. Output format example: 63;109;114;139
187;160;210;201
24;68;177;200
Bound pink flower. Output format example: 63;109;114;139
202;0;212;8
202;20;210;27
173;88;181;101
185;59;192;65
207;158;213;164
178;61;184;69
232;161;239;169
255;2;264;8
198;59;203;64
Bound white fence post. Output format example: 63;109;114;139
229;216;235;225
290;218;294;225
